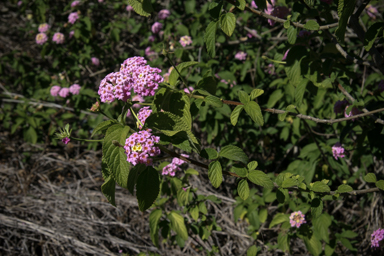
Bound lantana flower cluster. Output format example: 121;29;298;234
98;57;163;103
289;211;306;228
158;9;170;20
235;51;247;61
36;33;48;45
52;32;65;44
124;129;160;166
371;228;384;248
51;84;81;98
179;36;192;47
162;154;189;176
137;106;152;129
68;12;79;24
332;142;345;160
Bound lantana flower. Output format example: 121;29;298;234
151;22;163;34
68;12;79;24
52;32;64;44
371;228;384;248
162;154;189;176
91;57;100;66
50;86;61;97
179;36;192;47
332;142;345;160
69;84;81;95
289;211;306;228
235;51;247;61
158;9;170;20
38;23;49;33
36;33;48;45
137;106;152;129
59;88;70;98
71;0;80;8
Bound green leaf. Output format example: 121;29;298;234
276;187;289;203
277;232;289;252
364;173;377;183
146;112;190;136
337;184;353;193
244;101;264;126
149;209;162;247
278;105;296;122
197;76;217;95
313;214;331;243
168;211;188;240
127;164;145;195
304;20;320;31
200;148;219;159
259;208;268;223
238;90;250;104
190;206;199;221
247;161;258;171
128;0;153;17
111;28;120;42
247;245;258;256
177;187;190;206
282;178;299;188
231;165;248;177
238;180;250;200
83;16;92;31
335;0;357;43
339;238;357;251
364;22;384;51
209;1;223;19
102;124;130;189
205;95;223;108
205;21;218;58
311;198;323;218
101;176;116;206
25;126;37;144
219;145;248;164
311;181;331;192
136;166;160;212
250;89;264;100
91;120;117;138
235;0;246;11
304;234;322;256
376;180;384;191
340;230;358;238
220;13;236;37
230;105;244;126
199;201;208;214
185;168;199;175
169;61;198;87
295;78;308;107
208;161;223;188
248;170;274;189
269;213;289;228
287;26;297;44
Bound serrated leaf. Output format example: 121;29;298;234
149;209;162;246
136;166;160;212
304;20;319;31
269;213;289;228
102;124;130;189
101;176;116;206
313;214;331;243
364;173;377;183
282;178;299;188
244;101;264;126
236;0;246;10
197;76;217;95
376;180;384;191
248;170;274;188
287;26;297;44
230;105;244;126
199;201;208;214
304;234;322;256
250;89;264;100
247;161;258;171
364;22;384;51
168;211;188;240
247;245;258;256
259;208;268;223
208;161;223;188
200;148;219;159
238;180;250;200
205;21;218;58
177;187;190;206
169;61;198;86
335;0;357;43
231;165;248;177
295;78;308;107
127;164;145;195
311;198;323;218
219;145;248;164
128;0;153;17
209;1;223;19
205;95;223;108
340;230;358;238
311;181;330;192
185;168;199;175
238;90;250;104
220;13;236;37
190;206;199;221
337;184;353;193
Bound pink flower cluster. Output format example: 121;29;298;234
162;154;189;176
68;12;79;24
38;23;49;33
124;129;160;166
179;36;192;47
151;22;163;34
184;86;194;94
137;106;152;129
52;32;64;44
235;51;247;61
366;5;378;19
98;57;163;103
126;5;133;11
36;33;48;45
145;47;156;61
91;57;100;66
371;228;384;248
158;9;170;20
51;84;81;97
71;0;80;8
344;105;361;120
332;142;345;160
251;0;289;26
215;74;237;88
289;211;306;228
62;137;70;144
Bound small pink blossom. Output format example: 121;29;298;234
36;33;48;45
98;0;103;3
18;1;22;7
71;1;80;8
266;63;275;75
371;228;384;248
132;95;145;108
235;51;247;61
282;49;290;60
126;5;133;11
366;5;378;19
251;1;257;9
148;35;155;42
52;33;64;44
69;30;75;39
38;23;49;33
90;102;100;112
91;57;100;66
179;36;192;47
344;105;361;120
69;84;81;95
151;22;163;34
68;12;79;24
247;29;257;38
137;106;152;129
332;142;345;160
162;154;189;176
184;86;194;94
50;86;61;97
62;137;70;144
289;211;306;228
59;88;70;98
158;9;170;20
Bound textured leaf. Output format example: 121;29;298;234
304;234;322;256
102;124;130;189
177;187;190;206
304;20;319;31
364;22;384;51
238;179;250;200
295;78;308;107
136;166;160;212
282;178;299;188
208;161;223;188
364;173;377;183
200;148;219;159
335;0;357;43
259;208;268;223
230;105;244;126
248;170;274;188
219;145;248;164
269;213;289;228
127;164;146;195
168;211;188;240
197;76;217;95
205;95;223;108
231;165;248;177
311;198;323;218
244;101;264;126
247;161;258;171
287;26;297;44
337;184;353;193
220;13;236;37
311;181;330;192
376;180;384;191
238;90;250;104
205;21;218;58
236;0;246;11
128;0;153;17
149;209;162;246
169;61;198;86
209;1;223;19
247;245;258;256
190;206;199;221
250;89;264;100
101;176;116;206
313;214;332;243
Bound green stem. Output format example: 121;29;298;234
130;107;144;128
165;52;188;86
70;137;103;142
